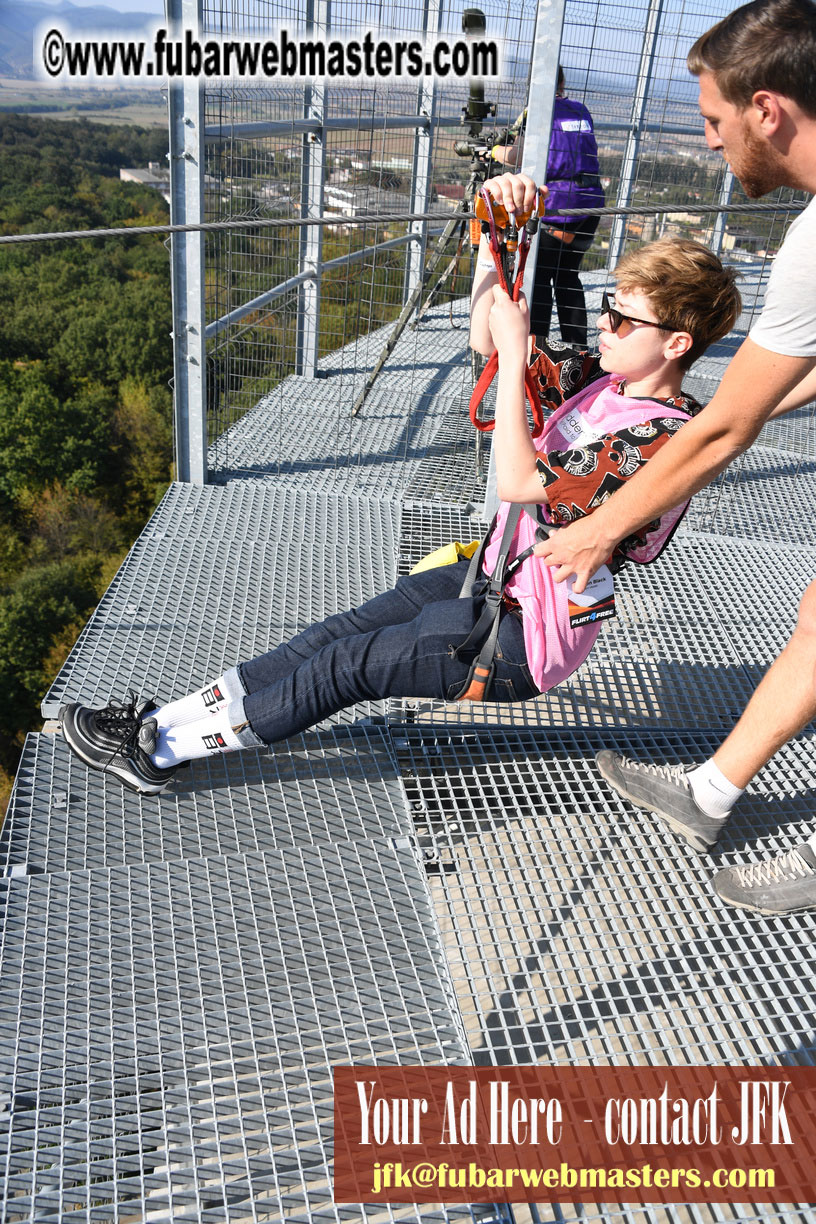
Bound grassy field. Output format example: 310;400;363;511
0;77;167;127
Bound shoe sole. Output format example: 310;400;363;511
715;890;813;916
596;757;715;852
717;897;811;915
59;706;172;796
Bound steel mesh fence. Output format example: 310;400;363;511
198;0;534;472
195;0;813;489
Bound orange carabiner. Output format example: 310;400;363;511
475;192;509;230
474;188;546;231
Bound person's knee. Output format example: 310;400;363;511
788;583;816;701
794;582;816;643
792;583;816;698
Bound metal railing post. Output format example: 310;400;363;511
404;0;441;304
607;0;665;268
710;168;735;256
296;0;329;378
517;0;567;308
483;0;567;518
167;0;208;484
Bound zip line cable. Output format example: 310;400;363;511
0;199;805;245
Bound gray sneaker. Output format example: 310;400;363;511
714;844;816;915
595;750;727;851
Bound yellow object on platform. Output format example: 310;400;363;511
410;539;480;575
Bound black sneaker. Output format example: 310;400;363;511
714;844;816;915
60;697;178;795
595;750;727;851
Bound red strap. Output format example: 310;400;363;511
469;196;543;435
469;351;498;429
454;664;492;703
511;240;529;301
469;349;544;436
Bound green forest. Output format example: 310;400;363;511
0;115;174;806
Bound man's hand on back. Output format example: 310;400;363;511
534;510;618;594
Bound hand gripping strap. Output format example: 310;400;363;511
469;191;543;436
469;359;544;435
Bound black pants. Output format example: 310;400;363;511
529;215;600;347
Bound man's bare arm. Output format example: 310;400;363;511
766;361;816;417
535;337;816;591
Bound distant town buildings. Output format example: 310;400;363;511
119;161;171;203
323;185;412;221
120;161;222;205
118;143;776;260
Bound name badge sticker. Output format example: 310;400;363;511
556;406;597;448
567;564;616;627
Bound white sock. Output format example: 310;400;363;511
150;703;247;768
687;759;744;819
151;669;246;733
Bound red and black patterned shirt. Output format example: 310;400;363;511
529;336;703;569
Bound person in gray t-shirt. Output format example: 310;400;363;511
514;0;816;914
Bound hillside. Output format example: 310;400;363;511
1;1;159;78
0;114;174;807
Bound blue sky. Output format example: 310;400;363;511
48;0;165;13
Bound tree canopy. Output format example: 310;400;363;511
0;114;174;790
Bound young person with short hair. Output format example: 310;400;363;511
59;184;740;796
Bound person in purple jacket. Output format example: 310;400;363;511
492;66;606;345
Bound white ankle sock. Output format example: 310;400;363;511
152;670;246;733
687;759;744;819
150;704;246;768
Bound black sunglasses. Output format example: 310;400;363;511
601;291;677;334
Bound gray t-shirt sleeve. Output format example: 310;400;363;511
749;196;816;357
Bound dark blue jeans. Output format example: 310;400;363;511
234;558;539;745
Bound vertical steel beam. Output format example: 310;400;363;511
518;0;568;307
710;168;735;256
404;0;441;304
296;0;329;378
167;0;208;485
607;0;665;268
484;0;567;518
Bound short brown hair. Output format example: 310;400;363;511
687;0;816;117
614;238;742;369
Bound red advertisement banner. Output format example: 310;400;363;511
334;1065;816;1204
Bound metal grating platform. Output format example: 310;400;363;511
395;725;816;1069
0;841;481;1223
0;726;409;877
529;1207;814;1224
41;524;399;722
6;259;816;1224
684;444;816;547
209;306;486;504
756;401;816;458
396;502;490;576
146;482;402;547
